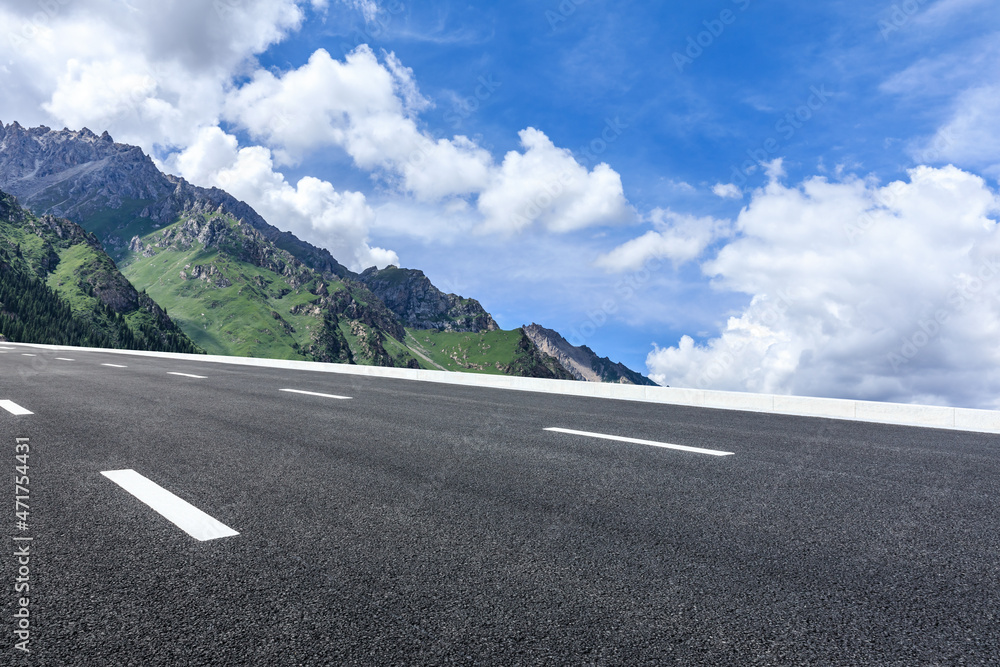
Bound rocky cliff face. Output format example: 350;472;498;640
0;122;172;213
358;265;499;333
523;323;657;385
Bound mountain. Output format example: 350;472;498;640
403;326;574;378
0;190;200;353
523;323;657;385
120;204;412;365
0;121;651;383
0;121;352;278
358;265;498;333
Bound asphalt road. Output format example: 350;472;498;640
2;344;1000;665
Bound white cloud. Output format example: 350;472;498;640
224;46;494;199
166;126;396;271
0;2;642;270
763;157;786;182
596;209;731;272
477;128;634;234
662;179;696;193
648;166;1000;408
914;85;1000;173
224;50;634;230
43;58;159;131
0;0;309;149
383;52;433;115
712;183;743;199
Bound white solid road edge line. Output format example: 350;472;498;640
101;469;239;541
0;400;33;416
545;427;735;457
168;372;208;379
280;388;353;400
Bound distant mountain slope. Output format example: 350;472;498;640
0;122;649;383
523;323;657;385
359;265;498;333
0;121;353;278
0;190;200;353
120;206;415;365
405;327;573;378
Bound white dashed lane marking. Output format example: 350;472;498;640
0;400;33;416
101;470;239;541
544;427;735;457
168;372;207;379
101;363;128;368
280;388;352;400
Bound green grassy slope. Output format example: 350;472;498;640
405;328;574;378
118;212;570;379
43;189;573;378
124;244;314;359
0;247;113;348
81;197;156;259
406;328;524;374
116;211;423;366
0;191;200;352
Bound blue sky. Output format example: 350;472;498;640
2;0;1000;406
258;0;994;370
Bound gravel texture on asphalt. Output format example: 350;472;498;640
3;347;999;665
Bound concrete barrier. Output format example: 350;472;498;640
773;395;857;420
8;342;1000;435
955;408;1000;432
854;401;955;429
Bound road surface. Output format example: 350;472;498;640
2;344;999;664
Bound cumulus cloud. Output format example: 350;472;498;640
0;1;641;268
224;46;494;199
477;128;634;234
223;49;634;230
596;209;731;272
647;165;1000;408
0;0;309;149
166;127;397;271
712;183;743;199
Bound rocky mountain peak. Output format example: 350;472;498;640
0;122;170;212
0;123;354;280
358;265;499;333
523;322;656;386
